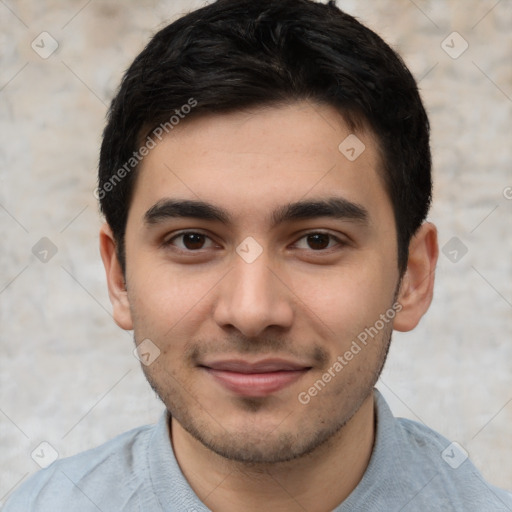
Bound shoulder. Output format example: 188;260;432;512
2;422;156;512
395;416;512;510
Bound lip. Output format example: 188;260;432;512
201;359;311;397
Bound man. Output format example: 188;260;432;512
4;0;512;510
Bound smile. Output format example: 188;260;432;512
200;359;311;397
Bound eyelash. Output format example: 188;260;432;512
163;231;346;253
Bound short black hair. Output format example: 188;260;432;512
98;0;431;274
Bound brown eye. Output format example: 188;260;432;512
306;233;331;250
165;232;216;251
293;232;345;252
182;233;206;250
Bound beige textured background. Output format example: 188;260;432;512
1;0;511;503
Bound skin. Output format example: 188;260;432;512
100;101;438;512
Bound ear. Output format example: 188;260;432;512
99;223;134;330
394;222;438;332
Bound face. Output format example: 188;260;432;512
116;102;404;463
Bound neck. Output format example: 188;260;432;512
170;392;376;512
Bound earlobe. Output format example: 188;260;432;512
393;222;438;332
99;223;134;330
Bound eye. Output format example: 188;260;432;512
164;231;217;251
294;232;344;251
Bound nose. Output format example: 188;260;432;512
213;251;294;339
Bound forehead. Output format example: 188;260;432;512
129;102;391;227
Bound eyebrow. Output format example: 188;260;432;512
144;197;369;228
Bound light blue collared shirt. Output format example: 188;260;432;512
3;389;512;511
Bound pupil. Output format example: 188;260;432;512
184;233;205;250
308;233;329;250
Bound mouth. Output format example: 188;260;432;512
199;359;312;397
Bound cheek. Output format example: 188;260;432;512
290;263;393;339
126;260;217;337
